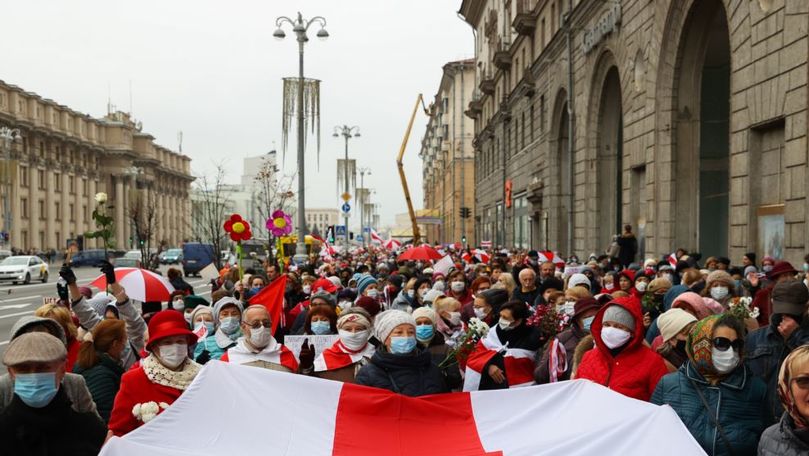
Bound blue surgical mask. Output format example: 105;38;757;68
14;372;59;408
415;324;434;342
311;321;331;335
390;336;417;354
251;286;262;294
220;316;240;335
582;316;595;332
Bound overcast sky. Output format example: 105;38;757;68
2;0;473;227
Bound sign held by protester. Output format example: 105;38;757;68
283;335;340;362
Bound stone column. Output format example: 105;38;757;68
115;176;125;248
45;168;55;248
87;177;97;248
61;171;69;248
29;163;40;250
10;163;21;249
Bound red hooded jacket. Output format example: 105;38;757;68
575;296;668;401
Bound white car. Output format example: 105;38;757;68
0;255;49;284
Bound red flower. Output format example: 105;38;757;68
223;214;252;242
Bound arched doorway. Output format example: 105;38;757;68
673;0;730;256
597;66;624;247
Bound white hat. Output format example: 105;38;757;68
373;310;416;343
658;308;697;342
567;273;591;290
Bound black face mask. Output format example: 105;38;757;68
675;339;687;355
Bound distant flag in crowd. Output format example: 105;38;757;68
383;238;402;250
370;229;384;245
668;253;678;267
480;240;493;249
433;255;454;276
537;251;566;268
462;249;491;264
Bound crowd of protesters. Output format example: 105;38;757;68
2;231;809;455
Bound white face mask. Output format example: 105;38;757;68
172;299;185;311
433;281;446;292
601;327;631;349
248;326;272;349
498;318;515;331
562;300;576;316
711;347;739;374
303;285;312;294
662;274;674;283
366;289;378;299
407;289;415;298
447;311;462;326
339;329;370;351
635;282;648;293
419;288;429;298
451;281;466;293
710;286;729;300
474;307;487;319
157;343;188;369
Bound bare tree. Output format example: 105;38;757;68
128;190;158;270
192;162;232;269
253;157;297;263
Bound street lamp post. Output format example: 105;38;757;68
358;167;371;246
333;125;360;247
0;127;22;248
274;12;328;264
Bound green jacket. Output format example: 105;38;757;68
73;354;125;423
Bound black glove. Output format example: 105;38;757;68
56;281;69;301
196;350;211;365
59;265;77;285
299;339;315;372
100;261;116;284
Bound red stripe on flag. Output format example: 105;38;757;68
332;383;501;456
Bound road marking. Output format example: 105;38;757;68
0;304;33;311
0;310;33;320
0;295;41;304
198;290;211;296
0;340;8;346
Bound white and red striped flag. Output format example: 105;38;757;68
370;229;384;244
463;329;537;391
101;361;705;456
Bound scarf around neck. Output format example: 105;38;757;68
142;354;201;391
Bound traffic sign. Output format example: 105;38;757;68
336;225;347;236
356;235;363;242
341;203;351;214
341;192;351;202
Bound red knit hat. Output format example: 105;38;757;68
146;310;196;350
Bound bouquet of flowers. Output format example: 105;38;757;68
526;304;569;343
438;318;490;368
727;296;760;320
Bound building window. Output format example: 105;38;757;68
496;202;504;247
54;173;62;191
513;194;529;250
69;176;75;194
20;166;28;187
69;203;75;222
521;112;526;149
55;202;61;221
540;95;546;135
21;198;28;219
530;104;535;141
83;205;88;221
37;170;45;189
82;178;88;196
38;200;45;220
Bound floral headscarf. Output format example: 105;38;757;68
778;345;809;428
686;315;722;382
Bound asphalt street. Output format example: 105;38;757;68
0;264;212;374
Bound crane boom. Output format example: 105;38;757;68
396;94;428;246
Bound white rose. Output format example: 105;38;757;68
159;402;170;410
141;412;157;423
132;403;142;418
95;192;108;204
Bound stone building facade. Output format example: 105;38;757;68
420;59;477;245
0;79;193;251
460;0;809;266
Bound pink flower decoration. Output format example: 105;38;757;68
267;210;292;237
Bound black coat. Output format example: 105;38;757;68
617;234;638;267
0;389;107;456
355;347;449;397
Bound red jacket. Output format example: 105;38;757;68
108;366;184;436
751;284;773;327
576;296;668;401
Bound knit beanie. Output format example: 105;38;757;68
310;290;337;308
87;292;116;317
212;297;244;323
336;308;372;330
706;270;734;289
189;305;213;326
357;275;378;295
372;310;416;343
567;273;591;290
412;307;437;325
355;296;382;318
327;276;343;290
422;289;446;306
602;305;635;330
657;308;697;342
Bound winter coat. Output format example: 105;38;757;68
651;362;766;456
745;318;809;426
758;414;809;456
390;290;414;313
193;331;235;364
72;296;146;370
511;287;541;307
73;353;125;423
576;296;668;401
108;364;185;436
169;276;194;295
422;332;462;390
534;324;588;384
617;233;638;267
355;347;448;397
0;388;107;456
750;284;774;327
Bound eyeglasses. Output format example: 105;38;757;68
243;320;271;329
712;337;744;352
791;376;809;390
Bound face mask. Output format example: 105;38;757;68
498;318;515;331
407;290;415;298
474;307;488;319
339;329;369;351
416;324;435;341
338;300;352;310
311;320;331;335
172;299;185;311
303;285;311;294
711;347;739;374
366;289;378;299
220;316;240;335
194;321;215;335
581;316;595;332
248;326;272;349
418;288;429;298
635;282;648;293
13;372;59;408
433;281;446;292
662;274;674;283
710;286;729;300
675;340;687;356
157;343;188;369
601;326;631;349
761;265;772;273
251;286;262;294
562;301;576;316
604;283;615;292
184;312;193;325
447;311;462;326
390;336;417;354
804;263;809;272
451;281;466;293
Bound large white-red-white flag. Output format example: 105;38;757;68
101;361;705;456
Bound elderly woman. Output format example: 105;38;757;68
535;297;603;384
652;315;766;456
413;307;462;390
390;278;417;313
493;271;517;297
434;297;465;348
108;310;201;436
355;310;448;396
189;306;217;364
198;297;243;362
653;308;697;372
313;308;375;383
304;306;338;336
758;345;809;455
34;303;80;372
701;270;736;309
447;270;473;306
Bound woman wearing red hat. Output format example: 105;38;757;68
108;310;201;436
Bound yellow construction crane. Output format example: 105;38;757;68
396;94;430;246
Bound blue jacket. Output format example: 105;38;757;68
744;318;809;426
651;361;766;456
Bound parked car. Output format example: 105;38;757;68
123;250;142;260
114;257;141;268
70;249;109;267
0;255;49;284
182;243;216;277
0;250;11;261
159;248;183;264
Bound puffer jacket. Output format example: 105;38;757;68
575;296;668;401
355;347;448;397
73;353;125;423
745;316;809;426
758;413;809;456
651;361;766;456
389;290;414;313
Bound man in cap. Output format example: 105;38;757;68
0;332;106;453
749;260;799;326
746;280;809;426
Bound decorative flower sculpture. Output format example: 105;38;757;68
267;210;293;237
224;214;252;242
